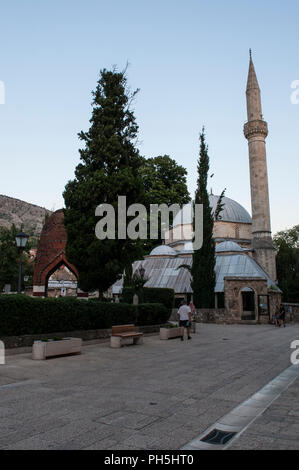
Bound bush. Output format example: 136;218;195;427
137;303;170;326
121;287;174;309
0;295;170;337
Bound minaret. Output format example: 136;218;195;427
244;51;277;281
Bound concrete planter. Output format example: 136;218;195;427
190;321;197;333
160;327;181;340
32;337;82;360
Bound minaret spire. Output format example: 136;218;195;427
246;51;263;121
244;53;277;282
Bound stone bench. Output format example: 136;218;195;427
32;337;82;360
110;325;143;348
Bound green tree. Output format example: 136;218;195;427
140;155;190;207
140;155;191;253
274;225;299;249
191;129;216;308
0;225;34;292
63;68;145;297
273;225;299;302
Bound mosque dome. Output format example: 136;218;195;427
180;241;194;254
172;195;252;227
215;241;244;253
149;245;176;257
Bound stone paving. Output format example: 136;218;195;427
0;323;298;450
229;377;299;450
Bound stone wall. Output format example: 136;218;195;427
171;283;283;325
269;290;283;319
224;276;268;323
283;303;299;322
213;221;252;247
195;308;227;324
165;221;252;249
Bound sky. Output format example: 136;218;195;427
0;0;298;234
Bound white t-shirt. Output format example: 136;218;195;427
178;305;191;321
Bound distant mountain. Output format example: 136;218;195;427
0;194;52;235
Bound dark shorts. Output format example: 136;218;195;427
179;320;190;328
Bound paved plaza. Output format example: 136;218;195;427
0;323;299;450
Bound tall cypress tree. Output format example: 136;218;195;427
191;128;216;308
63;68;145;297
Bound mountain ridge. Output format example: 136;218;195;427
0;194;52;235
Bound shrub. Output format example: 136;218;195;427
0;295;170;337
137;303;170;326
121;287;174;310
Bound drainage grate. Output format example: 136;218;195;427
200;428;237;445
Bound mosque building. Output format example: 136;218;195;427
113;53;281;323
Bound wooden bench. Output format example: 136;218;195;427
110;324;143;348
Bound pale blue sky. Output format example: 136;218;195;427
0;0;298;234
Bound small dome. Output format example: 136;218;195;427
172;195;252;227
216;241;244;253
180;241;194;253
149;245;176;257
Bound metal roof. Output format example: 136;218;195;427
112;253;279;295
215;241;244;253
214;254;279;292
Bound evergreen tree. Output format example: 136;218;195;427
63;68;145;297
0;225;34;292
214;188;226;221
123;263;133;288
191;129;216;308
273;225;299;301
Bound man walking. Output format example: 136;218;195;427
177;300;192;341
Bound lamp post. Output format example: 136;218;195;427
15;231;29;294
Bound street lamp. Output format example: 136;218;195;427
15;231;29;293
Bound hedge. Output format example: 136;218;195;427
0;295;170;337
121;287;174;310
136;303;170;326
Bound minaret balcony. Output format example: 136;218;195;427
244;120;268;140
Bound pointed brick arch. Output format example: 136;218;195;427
33;210;79;297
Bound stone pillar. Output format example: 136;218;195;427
244;53;277;282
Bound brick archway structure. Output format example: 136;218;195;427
33;210;79;297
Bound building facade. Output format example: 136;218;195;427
113;53;281;323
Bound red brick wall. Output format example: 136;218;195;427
33;210;78;288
